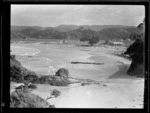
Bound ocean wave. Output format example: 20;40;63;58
48;66;56;72
11;46;41;56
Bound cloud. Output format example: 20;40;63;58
11;5;145;27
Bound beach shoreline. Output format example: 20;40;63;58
10;42;144;108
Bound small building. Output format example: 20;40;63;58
112;41;124;46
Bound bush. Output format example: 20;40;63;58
10;66;24;83
88;35;99;46
10;90;55;108
51;89;61;98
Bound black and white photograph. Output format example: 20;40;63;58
10;5;145;108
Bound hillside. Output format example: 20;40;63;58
11;25;137;41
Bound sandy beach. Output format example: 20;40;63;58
10;42;144;108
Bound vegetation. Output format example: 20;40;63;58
10;55;37;83
88;35;100;46
46;89;61;100
124;20;144;77
10;89;54;108
28;84;37;90
11;25;137;42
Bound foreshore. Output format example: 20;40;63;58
10;42;144;108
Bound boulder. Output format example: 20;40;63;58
55;68;70;80
81;82;91;86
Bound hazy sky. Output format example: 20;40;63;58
11;5;145;27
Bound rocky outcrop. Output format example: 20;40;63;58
10;55;70;86
10;55;37;83
10;55;68;108
124;21;144;77
125;39;144;77
38;68;70;86
55;68;70;81
38;75;69;86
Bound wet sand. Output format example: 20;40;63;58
11;43;144;108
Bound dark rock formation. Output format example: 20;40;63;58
10;55;70;86
38;75;69;86
124;21;144;77
81;82;91;86
55;68;70;81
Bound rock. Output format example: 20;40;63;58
81;82;91;86
127;60;144;77
103;84;107;86
124;34;144;77
55;68;70;80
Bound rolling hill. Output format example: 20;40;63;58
11;25;137;41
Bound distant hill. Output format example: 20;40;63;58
11;25;137;41
11;26;44;31
54;25;79;32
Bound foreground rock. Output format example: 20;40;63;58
55;68;70;82
10;55;38;83
124;21;144;77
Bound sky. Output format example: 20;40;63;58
11;5;145;27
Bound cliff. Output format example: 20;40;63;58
124;21;145;77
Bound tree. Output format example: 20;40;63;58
88;35;99;46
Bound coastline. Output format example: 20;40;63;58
10;42;144;108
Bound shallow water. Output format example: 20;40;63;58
11;43;144;108
11;43;118;79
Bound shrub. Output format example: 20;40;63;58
51;89;61;98
10;90;55;108
88;35;100;46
